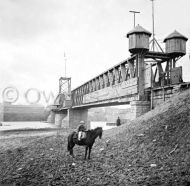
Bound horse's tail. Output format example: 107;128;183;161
67;135;71;151
67;132;75;151
67;144;70;151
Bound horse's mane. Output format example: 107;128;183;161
89;127;102;132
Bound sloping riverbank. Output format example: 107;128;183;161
0;90;190;185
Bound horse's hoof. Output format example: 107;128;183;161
70;154;75;158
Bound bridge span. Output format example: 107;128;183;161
48;25;189;128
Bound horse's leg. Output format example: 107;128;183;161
84;146;88;160
68;139;75;157
70;146;75;157
88;146;92;160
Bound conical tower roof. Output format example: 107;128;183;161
126;25;152;38
164;30;188;42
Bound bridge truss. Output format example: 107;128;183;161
71;50;184;108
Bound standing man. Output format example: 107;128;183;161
116;116;121;126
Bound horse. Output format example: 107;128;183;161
67;127;103;160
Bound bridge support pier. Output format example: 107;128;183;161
47;111;55;123
54;112;67;127
47;109;89;128
130;100;151;118
65;108;89;129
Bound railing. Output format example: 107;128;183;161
71;57;138;106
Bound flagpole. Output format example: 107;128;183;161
150;0;155;51
64;52;67;77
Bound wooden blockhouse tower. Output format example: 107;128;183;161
127;24;152;54
164;30;188;56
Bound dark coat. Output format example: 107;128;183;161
78;124;86;132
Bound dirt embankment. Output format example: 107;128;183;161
0;90;190;185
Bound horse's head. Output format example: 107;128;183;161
90;127;103;140
97;127;103;139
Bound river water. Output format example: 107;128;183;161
0;121;55;131
0;121;116;131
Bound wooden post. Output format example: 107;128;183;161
163;86;165;102
120;64;127;82
113;68;119;84
150;63;153;109
137;54;145;100
128;61;135;78
103;73;108;87
108;71;114;86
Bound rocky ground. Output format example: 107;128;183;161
0;90;190;186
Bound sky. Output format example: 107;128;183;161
0;0;190;105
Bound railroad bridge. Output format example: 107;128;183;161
48;25;189;128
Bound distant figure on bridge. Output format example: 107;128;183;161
78;121;87;141
116;116;121;126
